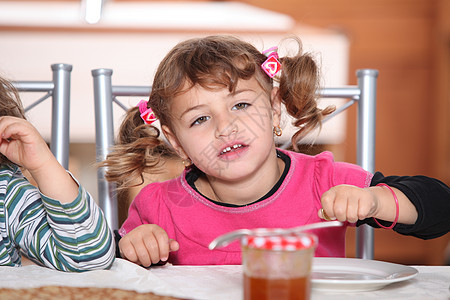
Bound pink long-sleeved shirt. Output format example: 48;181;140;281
120;150;372;265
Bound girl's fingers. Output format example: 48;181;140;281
321;185;379;223
119;239;140;263
321;185;357;222
318;208;336;221
336;189;365;222
141;234;161;265
333;204;348;222
345;199;360;223
120;225;179;267
149;232;170;263
320;189;337;221
135;238;154;267
169;239;180;252
132;239;152;267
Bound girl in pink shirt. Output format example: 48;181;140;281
101;35;447;267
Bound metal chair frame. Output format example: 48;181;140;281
12;63;73;169
92;68;378;259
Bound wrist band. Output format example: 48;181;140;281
373;183;399;229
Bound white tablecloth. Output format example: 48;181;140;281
1;258;449;300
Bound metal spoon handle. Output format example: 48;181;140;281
283;220;343;234
209;220;343;250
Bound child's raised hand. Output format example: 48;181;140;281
119;224;179;267
319;184;379;223
0;116;54;172
0;116;80;202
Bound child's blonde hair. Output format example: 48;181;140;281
0;76;26;165
102;35;334;188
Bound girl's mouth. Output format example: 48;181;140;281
219;144;246;156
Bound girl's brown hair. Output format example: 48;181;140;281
101;35;334;189
0;76;26;165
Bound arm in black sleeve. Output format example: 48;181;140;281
357;172;450;239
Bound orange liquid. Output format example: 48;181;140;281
244;275;310;300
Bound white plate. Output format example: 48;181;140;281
311;257;418;292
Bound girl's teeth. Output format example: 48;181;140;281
222;144;242;154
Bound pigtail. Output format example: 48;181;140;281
100;106;170;190
278;47;335;151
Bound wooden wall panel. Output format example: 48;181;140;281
242;0;448;183
432;0;450;184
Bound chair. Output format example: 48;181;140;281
92;67;378;259
12;63;73;170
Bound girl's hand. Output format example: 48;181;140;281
0;116;54;173
119;224;179;267
319;184;379;223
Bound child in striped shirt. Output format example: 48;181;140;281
0;76;114;271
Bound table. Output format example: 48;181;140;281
1;258;449;300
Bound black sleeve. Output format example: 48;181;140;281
357;172;450;239
114;230;122;258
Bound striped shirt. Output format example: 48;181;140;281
0;163;115;272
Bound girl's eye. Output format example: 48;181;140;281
191;116;210;126
232;103;250;110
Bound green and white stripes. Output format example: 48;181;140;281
0;164;115;272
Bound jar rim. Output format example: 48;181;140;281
241;232;317;251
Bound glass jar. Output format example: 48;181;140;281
242;232;317;300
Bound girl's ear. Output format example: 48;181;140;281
270;87;282;127
162;125;189;160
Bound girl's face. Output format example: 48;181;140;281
162;77;281;182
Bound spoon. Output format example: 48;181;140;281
208;220;343;250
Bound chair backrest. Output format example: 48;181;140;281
12;63;73;169
92;68;378;259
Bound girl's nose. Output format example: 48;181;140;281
215;114;238;138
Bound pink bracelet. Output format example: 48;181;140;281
373;183;399;229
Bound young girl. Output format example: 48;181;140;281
0;76;115;271
102;35;449;267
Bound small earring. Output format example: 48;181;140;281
273;125;282;137
182;158;192;168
